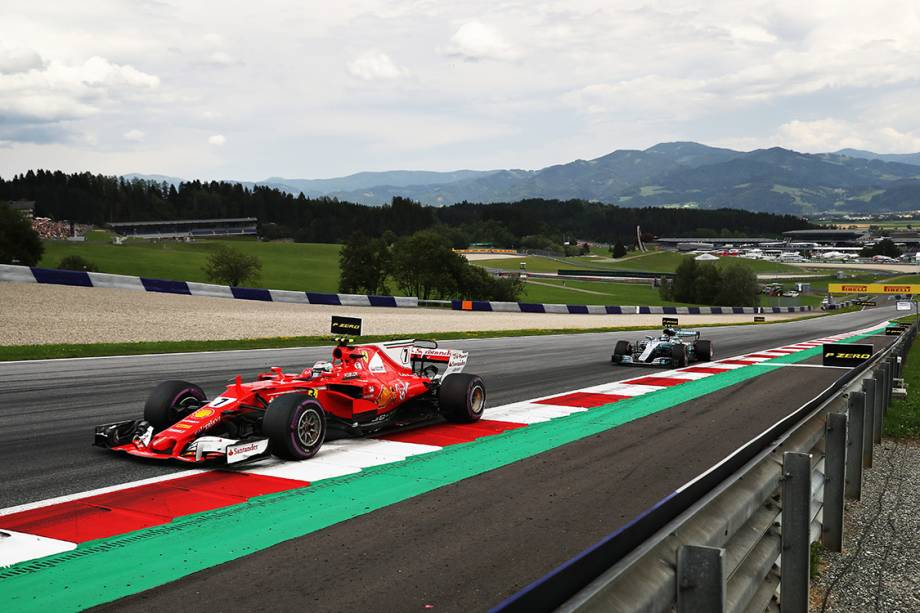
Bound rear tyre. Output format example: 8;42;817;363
439;374;486;423
144;380;207;431
695;340;713;362
263;393;327;460
670;345;688;368
611;340;630;363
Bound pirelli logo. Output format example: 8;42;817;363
829;283;920;295
823;343;873;367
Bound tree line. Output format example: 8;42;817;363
339;230;524;301
1;170;814;248
659;257;761;306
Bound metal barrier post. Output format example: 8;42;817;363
862;379;876;468
822;412;847;552
885;359;894;410
845;391;866;500
880;361;889;413
677;545;725;613
873;371;884;444
781;452;811;613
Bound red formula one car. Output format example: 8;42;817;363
94;317;486;464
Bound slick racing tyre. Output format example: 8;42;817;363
670;345;688;368
263;393;327;460
439;374;486;423
611;340;630;363
144;380;207;431
695;340;713;362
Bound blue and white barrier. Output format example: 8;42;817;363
0;264;419;308
452;299;812;314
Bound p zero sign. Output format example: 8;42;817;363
331;315;363;336
823;343;873;367
662;317;679;327
828;283;920;295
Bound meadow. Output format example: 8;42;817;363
40;238;342;292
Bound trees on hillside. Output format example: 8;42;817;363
338;233;392;295
203;245;262;287
338;229;523;301
0;171;814;248
0;203;43;266
659;257;759;306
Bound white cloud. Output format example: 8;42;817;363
4;1;920;179
0;56;159;123
203;33;224;46
0;45;45;74
727;24;779;44
346;50;408;80
208;134;226;146
442;21;521;62
123;129;145;141
563;76;714;119
776;118;920;153
207;51;236;66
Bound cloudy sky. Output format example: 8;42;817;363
1;0;919;180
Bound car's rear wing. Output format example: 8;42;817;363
408;347;469;380
675;329;701;339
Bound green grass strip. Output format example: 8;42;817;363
0;327;884;611
884;318;920;438
0;314;828;362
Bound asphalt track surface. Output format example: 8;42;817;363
0;305;898;610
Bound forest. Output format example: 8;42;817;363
0;170;814;246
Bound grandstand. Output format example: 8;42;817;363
108;217;258;239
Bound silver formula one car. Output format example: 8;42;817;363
611;327;713;368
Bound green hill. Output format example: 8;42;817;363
39;239;341;292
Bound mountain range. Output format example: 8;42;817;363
125;142;920;215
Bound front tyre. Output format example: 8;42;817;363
263;394;327;460
144;380;207;431
670;345;688;368
695;340;713;362
439;374;486;423
612;340;630;363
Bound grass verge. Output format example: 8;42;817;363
0;313;832;362
884;315;920;438
40;238;342;292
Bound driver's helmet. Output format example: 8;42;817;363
662;328;676;337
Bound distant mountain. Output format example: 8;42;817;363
262;170;498;197
123;173;184;186
645;141;742;167
124;142;920;214
835;148;920;167
321;143;920;214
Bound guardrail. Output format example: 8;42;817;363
453;300;811;315
496;322;915;613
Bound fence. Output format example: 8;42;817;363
497;322;915;612
453;300;812;315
